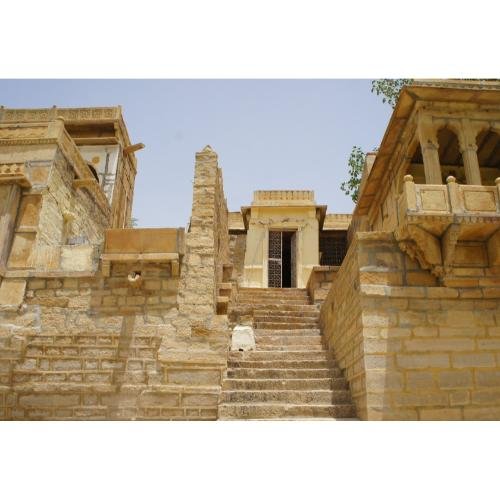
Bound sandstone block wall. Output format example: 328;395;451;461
1;145;232;420
1;143;109;277
307;265;339;305
321;232;500;420
157;146;231;418
319;240;366;417
0;261;203;420
228;233;246;285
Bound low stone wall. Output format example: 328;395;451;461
307;265;339;305
321;231;500;420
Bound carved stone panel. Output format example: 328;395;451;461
463;190;497;212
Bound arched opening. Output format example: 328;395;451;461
436;127;464;183
476;129;500;186
86;162;100;183
408;142;426;184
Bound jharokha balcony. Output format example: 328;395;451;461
395;175;500;278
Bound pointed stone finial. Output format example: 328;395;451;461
202;145;213;152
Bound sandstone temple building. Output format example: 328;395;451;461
1;80;500;420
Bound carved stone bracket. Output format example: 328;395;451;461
441;223;461;274
0;163;32;188
394;224;444;278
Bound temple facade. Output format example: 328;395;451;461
0;80;499;420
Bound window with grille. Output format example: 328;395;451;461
319;232;347;266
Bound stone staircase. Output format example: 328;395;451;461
219;287;356;420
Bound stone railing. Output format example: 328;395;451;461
399;175;500;220
396;175;500;278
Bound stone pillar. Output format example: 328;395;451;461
0;184;21;269
417;114;442;184
458;119;482;186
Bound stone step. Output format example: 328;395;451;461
238;302;319;312
239;301;310;307
228;359;334;370
252;344;324;352
255;335;323;346
239;293;309;297
239;288;308;294
254;321;321;330
233;304;318;312
255;328;321;336
238;291;309;297
254;316;318;325
222;378;349;391
218;403;356;420
226;367;341;379
229;350;329;361
222;389;351;404
253;310;319;319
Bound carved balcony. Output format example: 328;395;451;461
395;175;500;277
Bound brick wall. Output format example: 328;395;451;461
320;231;500;420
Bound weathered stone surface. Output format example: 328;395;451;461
3;85;500;421
230;325;256;352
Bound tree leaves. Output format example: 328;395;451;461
340;79;413;204
371;79;413;108
340;145;366;203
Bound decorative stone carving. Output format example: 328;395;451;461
396;174;500;277
0;163;31;188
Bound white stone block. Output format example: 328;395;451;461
231;325;256;352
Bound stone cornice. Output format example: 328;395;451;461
0;106;121;123
413;79;500;91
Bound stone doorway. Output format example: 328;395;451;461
268;230;296;288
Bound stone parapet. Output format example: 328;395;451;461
252;190;315;206
307;265;340;305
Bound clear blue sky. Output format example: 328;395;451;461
0;80;392;227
